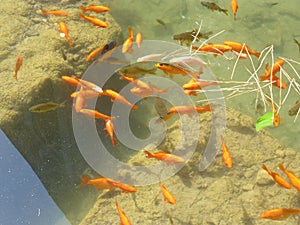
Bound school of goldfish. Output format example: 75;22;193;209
10;1;300;224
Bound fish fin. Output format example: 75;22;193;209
80;6;86;13
78;175;90;187
278;163;285;172
132;105;138;110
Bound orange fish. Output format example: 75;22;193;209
41;9;69;16
86;44;107;62
72;76;103;93
260;208;300;220
223;40;260;58
79;13;108;28
78;175;115;190
80;5;110;14
136;32;142;48
164;104;211;119
13;55;23;81
278;163;300;191
155;63;199;79
59;21;72;47
268;100;281;127
122;27;134;54
230;0;238;20
70;89;99;99
74;87;86;112
103;89;138;110
144;150;184;165
116;200;132;225
61;75;80;87
221;136;232;168
193;44;232;56
109;181;137;193
159;183;176;204
104;119;117;146
261;164;291;189
183;79;218;91
80;109;114;121
260;59;284;80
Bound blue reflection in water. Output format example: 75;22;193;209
0;130;71;225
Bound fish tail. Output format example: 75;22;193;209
41;10;47;15
203;104;212;112
59;100;67;108
162;112;175;121
78;175;90;187
223;9;229;15
78;13;84;19
260;75;269;81
80;6;87;13
13;72;18;81
132;104;138;110
111;137;117;146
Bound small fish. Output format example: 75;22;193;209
116;200;132;225
154;97;169;120
104;119;117;146
13;55;23;81
71;90;99;99
97;40;117;61
230;0;238;20
80;5;110;14
86;44;107;62
79;13;108;28
288;100;300;116
183;79;218;91
224;40;260;58
59;21;72;47
156;19;167;27
221;136;232;168
201;2;228;15
136;32;142;48
41;10;69;16
159;183;176;204
117;65;157;77
260;59;284;81
293;39;300;52
193;43;232;56
155;63;199;79
261;164;291;189
278;163;300;191
122;27;134;54
136;53;163;62
164;104;211;120
109;181;137;193
144;150;184;165
29;101;66;113
72;76;103;93
61;75;80;87
79;109;114;121
102;89;138;110
74;88;85;112
78;175;115;190
269;100;281;127
260;208;300;220
173;30;212;45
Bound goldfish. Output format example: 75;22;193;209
86;44;107;62
80;5;110;14
154;97;169;120
261;164;291;189
70;89;99;99
136;32;142;48
260;208;300;220
165;104;211;118
13;55;23;81
97;40;117;62
230;0;238;20
260;59;287;89
59;21;72;47
71;76;103;93
122;27;134;54
221;136;232;168
193;44;232;56
29;101;66;113
116;200;132;225
136;53;163;62
80;109;114;121
269;101;281;127
105;119;117;146
288;100;300;116
102;89;138;110
109;181;137;193
223;40;260;58
278;163;300;191
78;175;115;190
159;183;176;204
144;150;184;165
201;2;228;15
74;89;85;112
79;13;108;28
183;79;218;91
155;63;199;79
41;9;69;16
61;75;80;87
